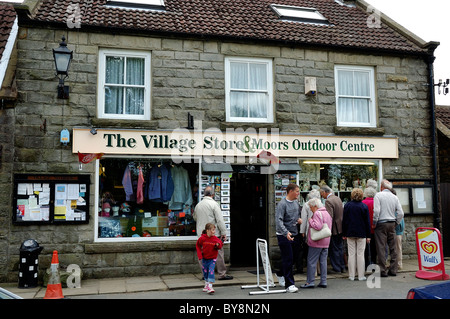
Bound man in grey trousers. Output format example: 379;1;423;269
373;179;404;276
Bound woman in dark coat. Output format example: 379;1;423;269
343;188;371;281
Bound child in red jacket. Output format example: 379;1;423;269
196;223;223;294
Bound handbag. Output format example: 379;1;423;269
310;211;332;241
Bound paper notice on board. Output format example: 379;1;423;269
55;184;67;200
54;206;66;220
67;184;79;200
39;191;50;205
28;196;38;209
417;201;427;209
18;183;27;195
415;188;425;201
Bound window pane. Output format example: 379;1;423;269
126;87;145;115
126;57;145;86
338;97;370;123
338;97;353;122
249;93;267;118
337;70;353;95
249;63;267;90
105;56;124;84
353;98;370;123
105;86;123;114
230;62;248;89
396;188;410;214
230;91;248;117
354;71;370;97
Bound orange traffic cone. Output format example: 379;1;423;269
44;250;64;299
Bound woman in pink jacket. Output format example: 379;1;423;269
301;197;332;289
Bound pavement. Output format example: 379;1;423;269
2;258;449;299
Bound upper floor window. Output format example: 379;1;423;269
98;49;151;120
335;65;376;127
225;57;274;123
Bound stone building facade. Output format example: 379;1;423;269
0;0;441;282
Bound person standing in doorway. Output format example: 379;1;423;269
194;185;233;280
275;183;302;293
373;179;404;277
320;185;345;273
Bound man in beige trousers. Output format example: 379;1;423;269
193;185;233;280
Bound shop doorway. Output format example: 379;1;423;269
230;168;268;266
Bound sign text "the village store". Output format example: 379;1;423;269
72;128;399;159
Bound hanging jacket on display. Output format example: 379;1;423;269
137;166;145;204
146;164;174;202
169;165;193;211
122;165;134;201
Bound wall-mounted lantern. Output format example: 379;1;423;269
52;36;73;99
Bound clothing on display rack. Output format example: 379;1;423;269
137;166;145;204
169;165;193;211
146;164;174;202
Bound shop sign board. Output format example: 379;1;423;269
415;227;449;280
72;128;399;159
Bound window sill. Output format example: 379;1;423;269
91;118;158;129
334;126;385;136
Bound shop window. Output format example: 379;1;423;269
98;48;151;120
391;180;434;215
298;159;380;205
335;65;376;127
96;158;199;241
225;57;274;123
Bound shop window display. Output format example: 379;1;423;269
298;160;379;205
97;158;199;239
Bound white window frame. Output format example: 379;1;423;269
97;48;151;120
225;57;274;123
334;65;377;128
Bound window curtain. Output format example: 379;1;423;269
230;62;267;119
337;70;370;124
104;56;145;115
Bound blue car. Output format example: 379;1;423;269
407;281;450;299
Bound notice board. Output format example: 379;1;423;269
13;174;90;225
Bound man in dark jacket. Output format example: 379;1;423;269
320;185;345;273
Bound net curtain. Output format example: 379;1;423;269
230;61;268;119
337;69;371;124
104;56;145;115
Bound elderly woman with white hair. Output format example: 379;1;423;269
300;197;332;289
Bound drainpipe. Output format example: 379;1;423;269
425;43;440;230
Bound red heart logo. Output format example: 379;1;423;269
421;241;438;254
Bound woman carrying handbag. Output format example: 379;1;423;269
300;197;332;289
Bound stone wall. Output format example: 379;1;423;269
1;26;435;281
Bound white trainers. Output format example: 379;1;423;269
276;275;285;287
207;286;215;294
286;285;298;293
203;283;209;292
